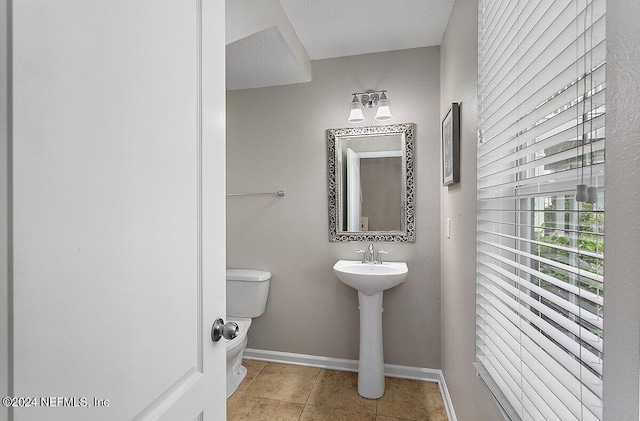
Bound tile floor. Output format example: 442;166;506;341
227;359;449;421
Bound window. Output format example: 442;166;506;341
476;1;605;420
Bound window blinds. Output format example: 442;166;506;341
476;1;605;420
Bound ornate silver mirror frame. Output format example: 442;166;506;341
327;123;415;242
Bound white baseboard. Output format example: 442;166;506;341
437;369;458;421
243;348;457;421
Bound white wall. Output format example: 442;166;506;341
602;1;640;419
439;1;504;420
226;47;442;368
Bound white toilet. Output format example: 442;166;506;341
226;268;271;398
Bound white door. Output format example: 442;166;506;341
346;148;361;232
11;1;227;420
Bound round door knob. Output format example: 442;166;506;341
211;318;239;342
222;321;239;340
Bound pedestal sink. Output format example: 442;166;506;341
333;259;408;399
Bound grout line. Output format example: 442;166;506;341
246;360;267;392
374;380;378;416
235;359;266;397
299;367;321;421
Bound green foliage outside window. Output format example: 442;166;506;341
532;196;604;340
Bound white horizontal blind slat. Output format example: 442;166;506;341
478;247;602;308
481;29;605;154
478;89;605;176
477;217;604;242
477;296;603;401
480;239;603;283
480;282;602;375
480;269;602;350
481;0;585;121
480;229;603;261
478;163;605;198
479;260;603;329
480;3;605;146
480;69;605;158
476;0;605;420
477;304;603;402
480;110;605;181
477;301;601;419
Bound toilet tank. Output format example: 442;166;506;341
226;269;271;318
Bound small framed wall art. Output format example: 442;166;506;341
442;102;460;185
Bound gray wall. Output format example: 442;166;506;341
440;0;640;420
439;0;504;420
226;47;442;368
1;0;10;419
602;1;640;419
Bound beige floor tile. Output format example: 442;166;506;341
235;359;267;394
376;416;414;421
306;369;377;414
424;387;448;421
299;404;377;421
227;395;304;421
377;378;445;421
243;362;320;403
244;358;267;376
227;392;242;412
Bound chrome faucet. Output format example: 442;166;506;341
356;243;375;263
356;243;388;264
367;243;375;263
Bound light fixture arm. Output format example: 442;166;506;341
352;90;387;108
351;89;387;97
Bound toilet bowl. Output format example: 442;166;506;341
225;269;271;398
226;317;251;397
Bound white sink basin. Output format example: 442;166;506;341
333;260;408;296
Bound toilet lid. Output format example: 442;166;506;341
226;269;271;282
225;317;251;351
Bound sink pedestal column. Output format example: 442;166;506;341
357;291;385;399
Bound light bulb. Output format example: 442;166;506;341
374;93;393;121
348;95;365;123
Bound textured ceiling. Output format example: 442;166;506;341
227;27;311;91
278;0;455;60
226;0;455;90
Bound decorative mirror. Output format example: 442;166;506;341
327;123;415;242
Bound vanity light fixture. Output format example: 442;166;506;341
347;90;393;123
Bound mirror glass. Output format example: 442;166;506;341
327;123;415;242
